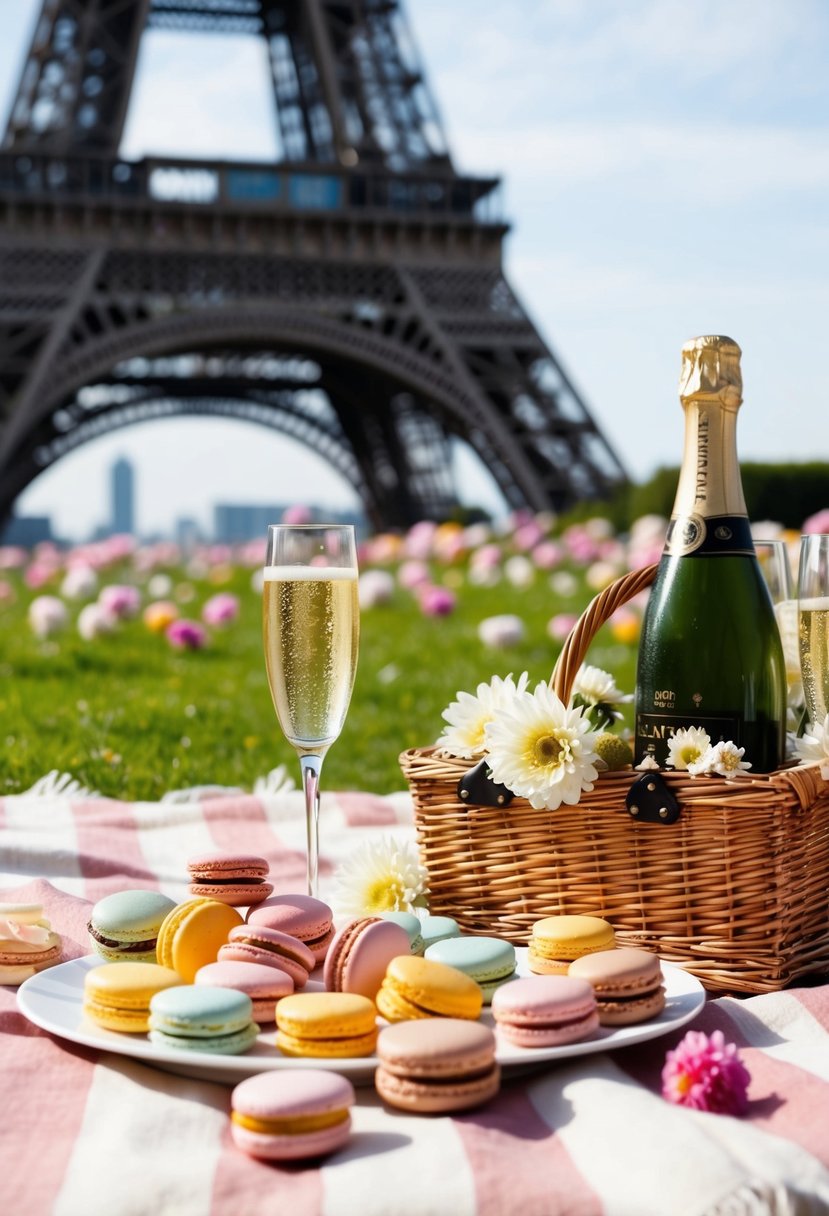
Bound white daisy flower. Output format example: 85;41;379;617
483;682;599;810
571;664;632;729
436;672;530;758
688;741;752;779
334;836;429;918
635;755;661;771
666;726;711;771
795;714;829;779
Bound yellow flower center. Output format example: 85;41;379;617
676;1072;693;1095
363;878;403;913
679;745;702;767
531;732;567;768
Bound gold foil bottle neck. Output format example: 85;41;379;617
679;335;742;411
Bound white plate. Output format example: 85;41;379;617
17;950;705;1086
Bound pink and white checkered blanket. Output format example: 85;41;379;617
2;787;829;1216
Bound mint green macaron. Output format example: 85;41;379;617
424;936;517;1003
88;889;178;963
149;984;258;1054
419;915;461;952
379;912;425;955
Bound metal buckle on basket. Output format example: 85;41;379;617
626;772;681;824
457;758;514;808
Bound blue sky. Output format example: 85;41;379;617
2;0;828;537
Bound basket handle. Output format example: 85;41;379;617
551;563;658;703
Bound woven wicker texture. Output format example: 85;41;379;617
401;566;829;995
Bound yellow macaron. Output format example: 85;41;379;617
83;961;182;1032
528;915;615;974
275;992;378;1058
156;898;244;982
376;955;483;1022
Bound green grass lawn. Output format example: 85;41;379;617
0;559;637;800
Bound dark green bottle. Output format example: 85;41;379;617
634;335;786;772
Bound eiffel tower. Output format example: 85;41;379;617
0;0;627;532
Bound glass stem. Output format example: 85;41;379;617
300;754;323;898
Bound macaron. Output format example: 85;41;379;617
379;911;425;955
156;898;244;982
0;902;62;984
376;1018;500;1113
218;924;315;987
376;954;483;1023
424;936;516;1003
324;917;412;1000
83;961;182;1033
275;992;378;1058
187;851;273;907
87;889;177;963
419;915;461;952
195;960;294;1023
247;894;335;965
568;947;666;1026
231;1070;355;1161
528;915;615;975
491;975;600;1048
149;984;258;1054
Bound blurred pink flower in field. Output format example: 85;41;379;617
282;504;313;525
562;526;600;563
398;560;430;590
144;600;179;633
662;1029;750;1115
78;603;117;640
532;541;562;570
24;563;57;589
803;508;829;533
403;520;437;559
0;579;15;603
462;523;491;549
584;517;614;540
432;524;466;562
99;584;141;619
61;565;98;600
514;521;544;551
358;571;394;608
547;612;578;642
598;539;626;563
28;595;68;638
361;533;402;564
419;585;456;616
478;614;525;648
202;592;240;627
470;543;501;571
628;515;668;568
166;619;208;650
238;539;266;567
0;546;27;570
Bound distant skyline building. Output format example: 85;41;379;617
213;504;363;544
111;457;135;535
0;513;53;547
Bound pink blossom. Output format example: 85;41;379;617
547;612;578;642
514;521;544;551
403;520;438;559
470;543;502;571
24;563;58;589
398;560;430;590
0;579;14;604
419;585;456;616
99;584;141;619
662;1029;751;1115
166;619;208;650
532;541;562;570
61;565;98;600
803;508;829;534
282;504;313;525
201;592;240;627
0;547;27;570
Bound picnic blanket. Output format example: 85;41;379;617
2;784;829;1216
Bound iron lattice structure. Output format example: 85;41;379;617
0;0;627;530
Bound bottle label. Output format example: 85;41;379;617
665;514;754;557
635;712;742;765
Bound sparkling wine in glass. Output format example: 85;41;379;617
798;533;829;728
263;524;359;897
755;540;799;696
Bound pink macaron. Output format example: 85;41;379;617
324;917;412;1001
187;852;273;907
218;924;315;988
491;975;600;1048
246;894;334;965
231;1069;355;1160
194;960;293;1023
376;1018;500;1113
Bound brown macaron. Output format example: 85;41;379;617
568;947;665;1026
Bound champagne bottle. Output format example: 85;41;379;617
633;335;786;772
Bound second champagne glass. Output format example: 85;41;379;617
798;533;829;728
263;524;360;897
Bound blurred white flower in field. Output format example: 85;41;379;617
397;560;430;590
61;565;98;600
334;836;429;917
750;520;784;541
484;683;599;810
359;569;395;608
550;571;578;598
463;523;491;549
468;564;500;587
688;741;751;779
250;567;265;593
77;603;117;640
148;573;173;597
585;561;621;591
795;714;829;779
477;614;525;649
666;727;711;771
584;517;614;540
28;596;68;638
504;555;535;588
437;672;530;758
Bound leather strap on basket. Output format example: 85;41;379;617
550;564;658;703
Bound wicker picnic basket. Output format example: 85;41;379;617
400;564;829;995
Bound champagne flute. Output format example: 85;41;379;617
263;524;359;897
755;540;799;697
798;534;829;728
